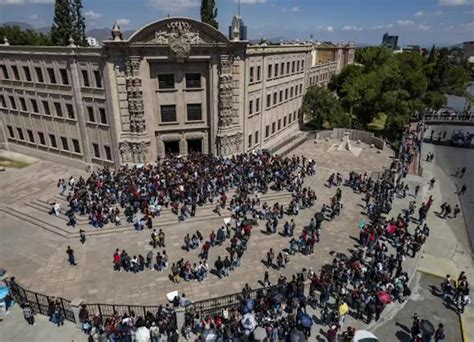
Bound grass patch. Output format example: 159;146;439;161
367;113;388;131
0;156;30;169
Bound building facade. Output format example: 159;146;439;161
0;17;354;168
381;33;398;50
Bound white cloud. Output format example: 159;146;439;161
148;0;199;11
84;10;102;20
439;0;474;5
372;24;393;30
326;26;334;32
415;11;424;17
116;18;130;26
342;25;363;31
291;6;300;12
0;0;54;3
415;10;443;16
398;19;415;26
418;24;431;31
237;0;266;3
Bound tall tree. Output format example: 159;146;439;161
200;0;219;29
71;0;86;46
0;25;52;46
50;0;73;46
302;86;350;129
427;45;436;64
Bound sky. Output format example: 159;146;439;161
0;0;473;46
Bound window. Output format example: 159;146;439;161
99;108;107;124
42;100;50;115
31;99;39;113
38;132;45;145
274;64;278;77
186;104;202;121
296;60;300;72
0;95;6;108
285;89;288;100
283;116;287;127
81;70;89;87
278;119;281;130
49;134;57;148
72;139;81;153
87;107;95;122
288;113;292;123
7;126;14;138
290;87;293;98
159;74;174;89
299;84;303;95
60;136;69;150
248;134;252;148
35;67;44;83
19;98;27;111
23;66;32;81
295;85;298;96
12;65;20;80
266;94;271;108
17;128;24;140
292;61;295;73
0;65;8;79
94;70;102;88
104;145;112;161
273;93;277;105
281;63;285;76
27;129;34;142
47;68;56;84
256;98;260;113
66;103;74;119
9;96;16;110
279;90;283;103
286;62;290;74
265;125;270;138
294;111;297;121
301;60;304;70
249;100;253;115
54;102;62;117
255;131;259;144
160;105;176;122
267;64;272;79
60;69;69;85
249;67;254;83
272;122;276;134
185;73;201;88
92;143;100;158
257;66;261;81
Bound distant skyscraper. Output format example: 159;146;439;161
381;33;398;50
229;16;247;41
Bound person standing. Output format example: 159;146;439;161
453;205;461;219
434;323;445;342
79;229;86;244
458;184;467;196
158;229;165;248
22;303;35;325
66;246;76;266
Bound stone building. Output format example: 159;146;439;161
0;17;354;168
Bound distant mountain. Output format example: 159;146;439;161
1;21;35;30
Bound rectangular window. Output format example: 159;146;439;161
81;70;89;87
249;67;254;83
54;102;62;117
272;122;276;134
265;125;270;138
266;94;271;108
290;87;293;98
159;74;174;89
0;95;6;108
248;134;252;148
257;66;261;81
19;98;27;111
23;66;32;81
281;63;285;75
92;143;100;158
249;100;253;115
286;62;290;74
273;93;277;105
278;119;281;130
35;67;44;83
42;101;50;115
60;136;69;150
283;116;287;126
274;63;278;77
16;128;24;140
288;113;292;123
296;60;300;72
299;84;303;94
160;105;176;122
87;107;95;122
256;98;260;112
49;134;57;148
279;90;283;103
285;89;288;100
99;108;107;124
30;99;39;113
38;132;45;145
186;103;202;121
94;70;102;88
294;111;297;121
12;65;20;80
27;129;34;142
47;68;56;84
7;126;14;138
301;60;304;70
255;131;259;144
292;61;295;73
9;96;16;110
104;145;112;161
268;64;272;79
72;139;81;153
66;103;74;119
185;73;201;88
0;65;8;79
60;69;69;85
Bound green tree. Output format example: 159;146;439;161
355;46;393;71
445;66;469;96
302;86;350;129
200;0;218;29
51;0;73;46
0;25;51;46
422;91;447;110
427;45;436;64
71;0;86;46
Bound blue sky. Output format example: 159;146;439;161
0;0;473;45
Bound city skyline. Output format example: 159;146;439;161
0;0;473;46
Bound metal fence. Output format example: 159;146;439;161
4;279;76;323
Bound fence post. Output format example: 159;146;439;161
70;298;84;329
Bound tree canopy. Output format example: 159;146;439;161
51;0;86;46
200;0;219;29
0;25;52;46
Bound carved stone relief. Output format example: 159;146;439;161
217;133;243;156
120;141;150;164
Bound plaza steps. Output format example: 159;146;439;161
1;190;294;239
268;132;310;157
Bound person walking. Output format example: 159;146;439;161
79;229;86;244
434;323;445;342
429;178;436;190
66;246;76;266
453;205;461;219
458;184;467;196
22;303;35;325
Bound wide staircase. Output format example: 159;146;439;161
0;190;294;239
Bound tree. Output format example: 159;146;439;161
71;0;86;46
427;45;436;65
200;0;218;29
0;25;51;46
422;91;447;110
51;0;73;46
302;86;350;129
445;66;469;96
